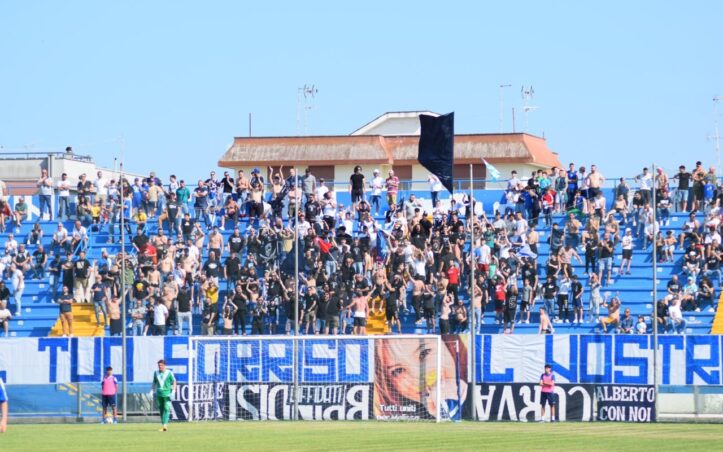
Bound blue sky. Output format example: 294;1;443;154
0;1;721;180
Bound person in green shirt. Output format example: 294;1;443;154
175;180;191;215
152;359;176;431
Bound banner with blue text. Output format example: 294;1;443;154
0;335;721;388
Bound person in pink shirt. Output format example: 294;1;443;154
101;366;119;424
539;364;556;422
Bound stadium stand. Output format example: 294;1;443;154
0;163;720;338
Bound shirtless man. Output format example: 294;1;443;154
472;280;485;331
411;276;425;323
106;296;123;336
147;266;162;294
221;297;237;335
161;278;178;311
351;290;369;335
207;227;224;258
600;295;621;333
158;254;174;286
151;231;169;255
369;264;387;314
538;307;555;334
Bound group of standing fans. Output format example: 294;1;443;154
0;159;720;337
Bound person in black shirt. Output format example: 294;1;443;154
161;193;180;235
304;193;321;222
230;285;248;335
672;165;691;212
132;228;149;254
202;251;222;283
656;299;672;332
48;254;62;299
422;283;436;333
224;251;242;290
704;252;721;286
303;287;319;334
0;281;10;308
349;165;366;209
250;300;266;335
221;171;235;200
73;250;91;303
316;291;330;333
31;245;47;280
180;213;195;243
667;275;681;296
324;292;343;335
598;234;615;286
176;284;193;335
542;276;558;320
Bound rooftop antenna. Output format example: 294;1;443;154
498;84;511;132
521;85;538;133
709;96;722;174
296;84;318;135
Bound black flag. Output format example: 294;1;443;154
418;112;454;193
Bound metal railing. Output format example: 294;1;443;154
0;150;93;163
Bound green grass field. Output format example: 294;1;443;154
2;422;723;451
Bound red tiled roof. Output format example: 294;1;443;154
218;133;562;169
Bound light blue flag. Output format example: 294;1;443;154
483;159;501;180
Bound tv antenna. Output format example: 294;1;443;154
521;85;538;132
709;96;722;174
296;84;318;135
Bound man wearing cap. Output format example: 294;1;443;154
370;169;384;215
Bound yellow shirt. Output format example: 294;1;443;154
205;286;219;304
134;212;147;223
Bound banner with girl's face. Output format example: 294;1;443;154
373;335;469;420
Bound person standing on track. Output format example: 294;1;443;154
539;364;556;422
0;375;7;432
101;366;119;424
152;359;176;432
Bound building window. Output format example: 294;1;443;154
307;166;335;184
453;164;486;190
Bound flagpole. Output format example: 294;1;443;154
468;163;477;421
119;158;127;423
651;163;659;420
292;168;299;422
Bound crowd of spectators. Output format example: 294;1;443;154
0;159;721;338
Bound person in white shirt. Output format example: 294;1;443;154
619;228;634;275
10;264;24;316
0;300;11;337
668;297;687;334
37;168;54;220
56;173;72;220
635;167;652;206
370;170;384;216
4;234;18;256
507;171;520;191
71;221;89;251
152;298;169;336
316;178;330;200
428;174;443;207
296;215;312;238
94;170;109;205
